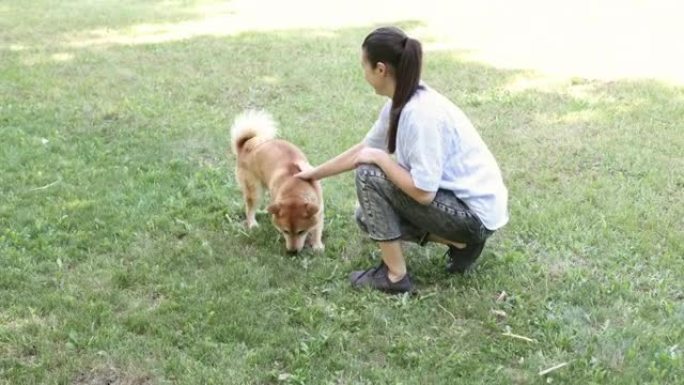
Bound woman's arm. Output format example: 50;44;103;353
296;142;365;181
356;147;436;205
297;143;436;205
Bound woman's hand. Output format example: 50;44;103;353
294;161;317;180
354;147;388;166
294;142;367;181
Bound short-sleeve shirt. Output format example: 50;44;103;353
364;84;509;230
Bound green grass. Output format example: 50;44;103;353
1;1;683;384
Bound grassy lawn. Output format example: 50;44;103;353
1;1;683;384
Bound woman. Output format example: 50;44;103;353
296;26;508;294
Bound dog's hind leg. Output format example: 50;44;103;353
236;168;262;229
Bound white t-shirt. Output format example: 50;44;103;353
364;84;509;230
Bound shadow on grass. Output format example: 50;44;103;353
2;10;684;385
3;15;682;290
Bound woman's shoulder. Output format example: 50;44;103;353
403;86;452;120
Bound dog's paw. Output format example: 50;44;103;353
310;243;325;253
245;220;259;229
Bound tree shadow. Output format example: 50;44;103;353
3;7;684;385
3;16;682;263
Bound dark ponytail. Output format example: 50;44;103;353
362;27;423;154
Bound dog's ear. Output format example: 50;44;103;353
267;203;280;216
303;203;318;218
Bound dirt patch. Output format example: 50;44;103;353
72;366;154;385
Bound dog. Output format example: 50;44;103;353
229;110;324;253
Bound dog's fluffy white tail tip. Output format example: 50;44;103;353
230;109;277;154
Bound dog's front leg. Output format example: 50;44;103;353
307;214;325;252
237;169;261;229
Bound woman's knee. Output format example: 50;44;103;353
355;163;385;183
355;164;392;198
354;206;369;234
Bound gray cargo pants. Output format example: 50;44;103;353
354;164;493;244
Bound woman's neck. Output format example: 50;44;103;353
381;79;396;98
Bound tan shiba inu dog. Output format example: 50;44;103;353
230;110;324;253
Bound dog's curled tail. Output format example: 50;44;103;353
230;110;277;155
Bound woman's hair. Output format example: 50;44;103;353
362;26;423;153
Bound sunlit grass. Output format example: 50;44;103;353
4;0;682;83
1;1;682;384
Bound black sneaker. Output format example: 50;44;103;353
349;262;415;294
445;241;486;274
